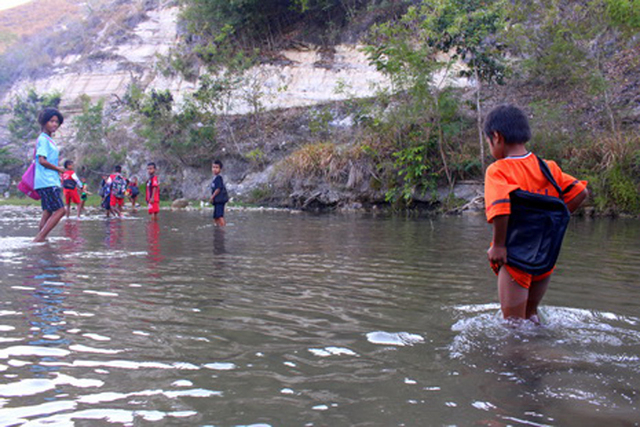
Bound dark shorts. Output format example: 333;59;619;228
102;196;111;210
213;203;225;219
37;187;64;213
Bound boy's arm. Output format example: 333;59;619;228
209;188;220;203
487;215;509;267
566;188;588;213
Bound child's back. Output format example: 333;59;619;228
483;104;588;322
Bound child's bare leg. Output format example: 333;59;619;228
77;201;85;218
497;267;528;319
34;208;65;242
525;275;550;322
65;203;71;218
39;210;52;231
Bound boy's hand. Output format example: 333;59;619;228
487;244;507;267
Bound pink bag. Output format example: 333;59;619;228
17;147;41;200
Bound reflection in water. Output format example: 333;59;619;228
0;210;638;426
146;220;163;279
105;218;124;251
213;226;226;255
21;246;70;377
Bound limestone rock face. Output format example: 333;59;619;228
3;6;392;115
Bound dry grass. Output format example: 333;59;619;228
0;0;85;52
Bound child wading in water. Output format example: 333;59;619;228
484;105;588;323
127;176;140;211
146;162;159;221
209;160;228;226
33;108;66;242
61;160;87;218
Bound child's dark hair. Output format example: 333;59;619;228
38;107;64;127
114;165;122;173
483;104;531;144
63;160;73;168
213;160;223;168
147;162;156;168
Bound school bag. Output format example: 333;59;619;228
506;156;571;275
212;176;229;204
111;175;127;198
62;171;77;190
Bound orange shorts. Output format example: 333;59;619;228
491;262;554;289
148;201;159;214
110;195;124;207
64;189;80;205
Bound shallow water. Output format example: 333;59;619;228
0;206;639;426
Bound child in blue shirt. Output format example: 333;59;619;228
33;108;66;242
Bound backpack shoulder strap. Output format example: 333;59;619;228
535;155;564;201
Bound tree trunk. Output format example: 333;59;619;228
475;68;485;176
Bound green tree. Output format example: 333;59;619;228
127;85;218;166
73;95;114;173
6;89;61;144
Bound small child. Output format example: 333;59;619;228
61;160;86;218
209;160;228;226
107;165;127;217
127;176;140;210
99;175;112;217
146;162;160;221
484;105;588;322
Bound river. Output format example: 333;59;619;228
0;206;638;426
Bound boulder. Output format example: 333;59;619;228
171;198;190;209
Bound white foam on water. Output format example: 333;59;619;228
308;346;357;357
0;400;77;426
78;388;222;404
203;362;236;371
0;373;103;397
82;333;110;342
171;380;193;387
0;345;70;359
0;326;15;332
366;331;425;346
18;408;198;426
0;311;20;317
64;250;147;260
82;290;119;297
69;345;123;355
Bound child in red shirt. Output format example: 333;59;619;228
484;105;588;323
146;162;159;221
61;160;86;218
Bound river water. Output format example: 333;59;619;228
0;206;638;426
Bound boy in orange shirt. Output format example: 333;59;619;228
484;105;588;323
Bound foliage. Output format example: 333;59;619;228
0;147;20;171
365;0;501;205
126;84;218;166
179;0;371;52
603;0;640;30
6;89;61;144
72;95;115;173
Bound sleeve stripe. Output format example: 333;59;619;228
491;198;510;206
562;180;579;194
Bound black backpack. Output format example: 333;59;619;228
62;178;77;190
212;176;229;204
505;156;571;275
